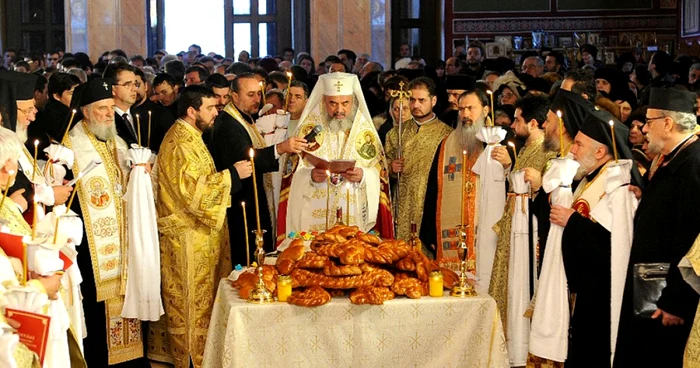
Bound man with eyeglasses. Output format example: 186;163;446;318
103;62;142;146
521;56;544;78
615;87;700;367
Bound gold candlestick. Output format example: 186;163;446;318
283;71;293;111
31;140;38;182
325;170;331;231
556;110;564;157
247;229;273;304
450;225;477;298
508;141;518;169
61;109;77;143
249;149;262;233
345;182;350;225
242;201;250;267
147;111;152;147
135;114;142;146
259;81;266;105
608;120;618;162
486;90;495;126
0;170;16;210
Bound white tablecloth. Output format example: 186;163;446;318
202;280;509;368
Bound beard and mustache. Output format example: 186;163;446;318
460;115;485;156
15;123;28;143
573;148;602;180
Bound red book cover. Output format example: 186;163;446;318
5;308;51;364
0;232;27;283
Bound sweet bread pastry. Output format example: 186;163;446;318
391;277;423;299
287;286;331;307
323;261;362;276
349;286;395;305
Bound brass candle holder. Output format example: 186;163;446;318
450;224;476;297
247;229;274;304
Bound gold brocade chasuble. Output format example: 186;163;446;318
436;130;481;272
684;234;700;367
489;136;556;327
149;120;232;368
385;118;452;241
64;121;143;365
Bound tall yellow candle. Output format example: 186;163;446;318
31;196;38;240
326;170;331;230
609;120;618;162
556;110;564;157
259;81;266;105
135;114;141;146
345;182;350;225
486;90;495;126
31;140;38;182
147;110;152;147
61;109;77;143
53;215;60;244
461;150;467;227
508;141;518;169
283;71;293;111
249;148;262;232
242;202;250;267
0;170;16;210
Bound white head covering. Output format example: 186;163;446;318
295;72;373;135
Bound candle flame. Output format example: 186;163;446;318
249;148;254;158
486;90;493;95
326;170;331;176
148;110;152;115
71;109;76;113
462;150;467;155
241;201;245;207
608;120;614;127
135;113;139;118
507;141;515;148
556;110;562;118
33;140;39;146
286;71;292;78
8;170;15;176
259;81;264;87
33;195;39;203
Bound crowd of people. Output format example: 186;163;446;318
0;39;698;368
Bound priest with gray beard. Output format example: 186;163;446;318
420;89;488;271
63;77;149;367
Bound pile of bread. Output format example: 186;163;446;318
231;225;459;307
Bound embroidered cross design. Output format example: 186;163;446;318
333;80;343;92
103;82;109;90
443;156;463;181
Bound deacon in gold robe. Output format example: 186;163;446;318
386;77;452;242
420;89;489;271
151;86;243;368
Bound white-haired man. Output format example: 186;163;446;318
279;73;393;243
63;78;148;367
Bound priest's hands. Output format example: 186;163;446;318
391;158;404;174
652;309;685;326
234;160;253;179
31;271;62;300
52;185;73;205
342;167;364;183
311;168;328;183
491;146;511;169
628;185;642;200
276;137;308;154
522;167;543;192
9;189;27;212
550;205;575;227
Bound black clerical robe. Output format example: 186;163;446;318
132;99;175;153
561;166;612;367
206;105;278;266
614;137;700;367
28;99;71;153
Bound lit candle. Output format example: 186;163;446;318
326;170;331;231
486;90;495;126
0;170;16;210
259;81;267;105
283;71;293;111
609;120;618;162
135;114;141;146
147;111;152;147
461;150;467;227
556;110;564;157
508;141;518;170
429;270;444;297
61;109;77;143
31;196;38;240
53;215;60;244
345;182;351;225
249;149;262;233
242;202;250;267
31;140;38;182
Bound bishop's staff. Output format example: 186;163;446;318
389;82;411;237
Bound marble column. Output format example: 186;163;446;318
65;0;147;62
309;0;391;69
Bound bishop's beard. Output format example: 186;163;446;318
86;120;118;141
573;150;599;181
15;124;27;143
461;116;485;156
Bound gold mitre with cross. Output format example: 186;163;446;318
320;72;356;96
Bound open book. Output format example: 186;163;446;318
301;151;356;173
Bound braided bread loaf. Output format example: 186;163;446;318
323;261;362;276
295;252;329;269
291;268;394;289
349;286;396;305
287;287;331;307
391;277;424;299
